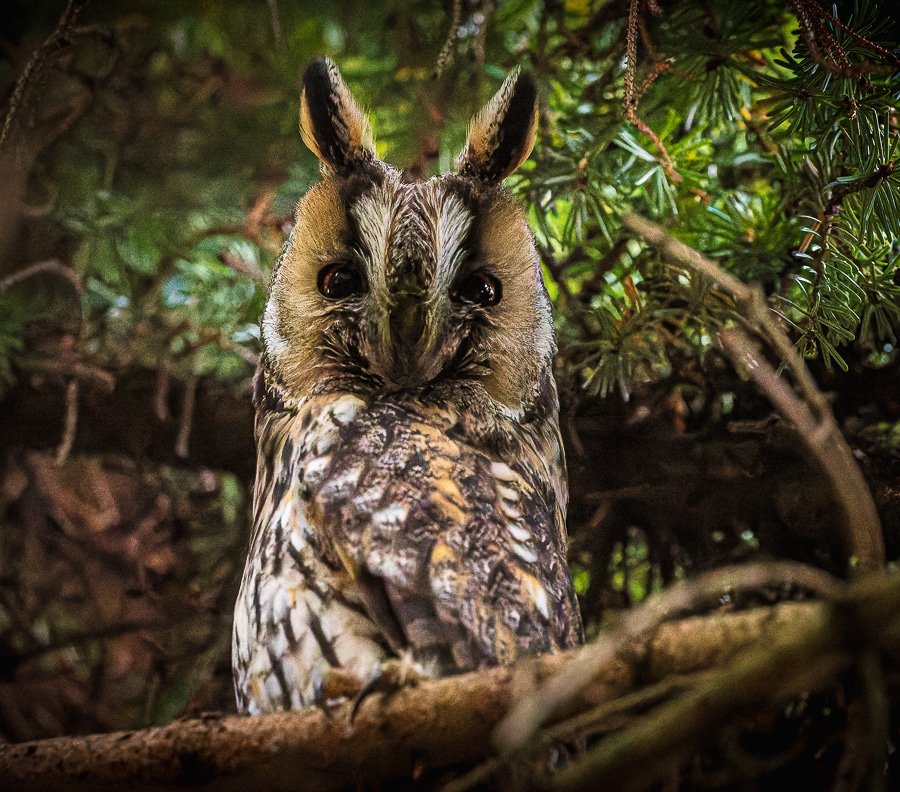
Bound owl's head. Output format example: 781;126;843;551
262;58;556;425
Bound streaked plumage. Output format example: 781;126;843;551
233;58;583;714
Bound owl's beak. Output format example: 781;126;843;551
378;290;444;391
389;293;426;350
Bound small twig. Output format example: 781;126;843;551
154;365;171;422
546;573;900;792
21;358;115;389
720;329;884;568
220;248;266;283
620;213;884;573
444;674;697;792
433;0;462;79
621;0;680;182
0;0;89;152
0;259;84;296
550;613;837;791
544;672;704;746
266;0;283;46
55;378;78;465
620;214;825;408
194;188;287;257
495;561;844;752
175;375;197;459
536;241;574;299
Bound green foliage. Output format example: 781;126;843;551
523;0;900;388
2;0;898;405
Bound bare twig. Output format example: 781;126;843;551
266;0;283;46
719;327;884;572
154;365;171;422
220;248;266;283
620;212;884;573
195;188;287;257
0;0;89;152
175;375;197;459
0;259;84;296
55;378;79;465
433;0;462;79
19;358;115;389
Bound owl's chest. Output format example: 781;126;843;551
300;398;496;568
238;392;580;710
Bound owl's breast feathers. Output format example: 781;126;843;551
235;391;582;711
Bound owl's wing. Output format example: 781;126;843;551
233;392;391;712
312;399;582;673
424;445;583;670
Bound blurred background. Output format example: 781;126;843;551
0;3;897;782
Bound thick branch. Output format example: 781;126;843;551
4;569;900;791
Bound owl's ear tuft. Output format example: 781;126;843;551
456;69;538;183
300;58;375;171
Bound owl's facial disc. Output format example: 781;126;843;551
265;169;553;415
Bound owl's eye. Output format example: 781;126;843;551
317;262;366;300
450;270;502;307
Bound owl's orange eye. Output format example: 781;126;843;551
450;270;502;307
317;262;366;299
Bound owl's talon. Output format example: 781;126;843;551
350;653;422;720
309;667;369;715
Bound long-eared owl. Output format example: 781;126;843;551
232;58;583;714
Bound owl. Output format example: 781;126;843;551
232;58;584;714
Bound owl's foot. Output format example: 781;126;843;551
350;651;424;719
310;667;369;714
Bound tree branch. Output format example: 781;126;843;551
2;568;899;791
620;213;885;574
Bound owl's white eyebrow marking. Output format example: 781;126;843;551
350;178;473;296
350;186;406;285
262;298;291;361
424;186;473;296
